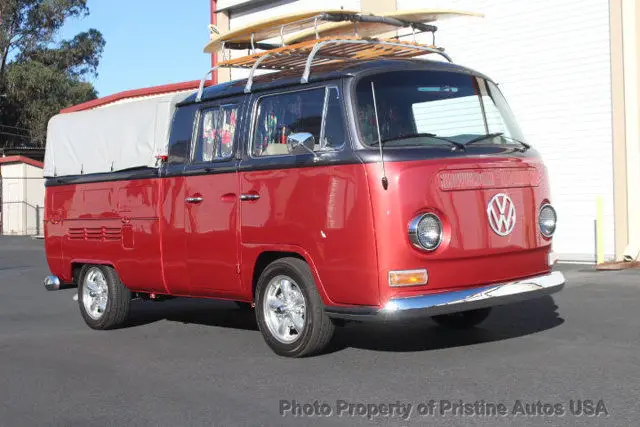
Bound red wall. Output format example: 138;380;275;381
210;0;218;83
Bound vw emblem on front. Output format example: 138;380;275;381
487;193;516;236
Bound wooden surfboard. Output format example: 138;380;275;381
204;9;359;53
284;9;483;44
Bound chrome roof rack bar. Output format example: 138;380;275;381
198;35;452;101
300;39;453;84
245;53;274;93
196;66;221;102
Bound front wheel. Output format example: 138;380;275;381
255;257;334;357
78;265;131;330
431;307;492;330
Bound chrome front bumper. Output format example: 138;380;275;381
325;271;565;321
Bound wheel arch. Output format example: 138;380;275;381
248;247;333;305
70;260;116;285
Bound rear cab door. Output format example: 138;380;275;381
182;97;245;298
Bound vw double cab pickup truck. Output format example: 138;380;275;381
43;59;564;357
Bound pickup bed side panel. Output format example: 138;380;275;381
45;177;165;292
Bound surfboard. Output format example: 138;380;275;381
284;9;483;44
204;9;359;53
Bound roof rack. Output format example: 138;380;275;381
203;11;444;54
196;36;451;102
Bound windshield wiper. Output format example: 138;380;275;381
380;133;465;151
464;132;531;151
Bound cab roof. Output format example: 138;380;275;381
182;59;489;105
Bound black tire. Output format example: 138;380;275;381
78;264;131;330
431;307;492;330
255;257;334;357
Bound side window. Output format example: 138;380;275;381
252;87;345;157
168;106;197;165
480;80;510;135
320;87;346;150
193;104;238;163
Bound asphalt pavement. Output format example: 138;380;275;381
0;236;638;426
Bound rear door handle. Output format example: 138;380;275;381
185;196;203;204
239;194;260;201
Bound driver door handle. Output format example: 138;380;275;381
185;196;203;204
239;194;260;201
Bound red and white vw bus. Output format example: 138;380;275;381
43;59;564;357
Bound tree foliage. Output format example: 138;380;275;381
0;0;104;146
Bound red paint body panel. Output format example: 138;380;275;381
183;173;241;297
46;179;164;291
45;155;552;308
158;175;189;295
238;164;379;306
365;156;551;303
43;59;557;315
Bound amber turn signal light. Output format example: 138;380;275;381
388;269;428;287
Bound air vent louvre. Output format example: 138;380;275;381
66;227;122;242
68;228;84;240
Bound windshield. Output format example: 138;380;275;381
355;71;525;148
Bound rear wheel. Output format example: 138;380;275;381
255;257;334;357
431;307;492;330
78;265;131;330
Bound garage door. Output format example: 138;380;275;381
224;0;614;261
399;0;614;261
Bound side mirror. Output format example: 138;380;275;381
287;132;317;156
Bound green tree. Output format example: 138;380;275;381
0;0;104;147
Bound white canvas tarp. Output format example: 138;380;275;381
44;91;193;177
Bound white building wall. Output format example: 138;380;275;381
25;164;45;236
397;0;614;261
225;0;615;261
1;164;26;235
1;163;44;236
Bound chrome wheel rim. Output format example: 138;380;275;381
263;275;306;344
82;267;108;320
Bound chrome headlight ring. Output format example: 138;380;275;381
409;213;443;251
539;204;557;238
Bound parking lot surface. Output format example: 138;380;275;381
0;237;638;426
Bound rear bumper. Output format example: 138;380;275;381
43;275;62;291
325;271;565;321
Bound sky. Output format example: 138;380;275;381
59;0;212;97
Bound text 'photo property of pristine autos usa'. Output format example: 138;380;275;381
42;9;564;357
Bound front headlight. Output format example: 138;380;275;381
539;204;557;237
409;213;443;251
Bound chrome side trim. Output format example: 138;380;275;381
325;271;565;321
43;276;62;291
